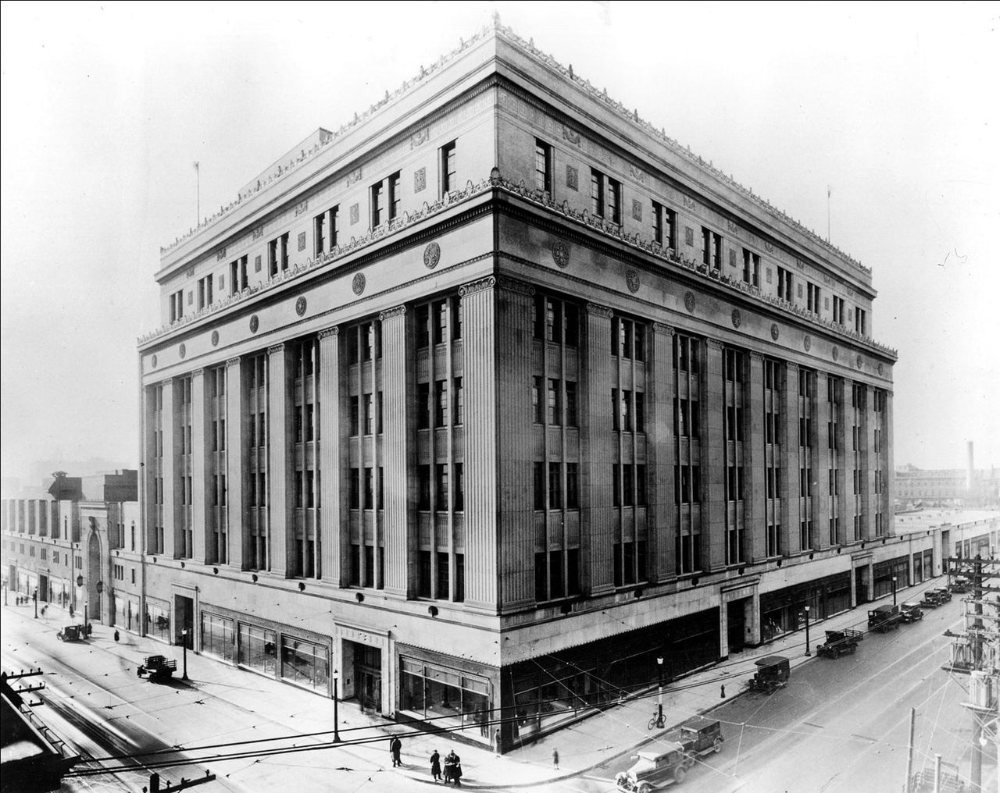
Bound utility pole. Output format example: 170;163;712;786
147;770;215;793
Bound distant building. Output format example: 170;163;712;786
135;20;901;750
1;470;139;626
896;464;1000;508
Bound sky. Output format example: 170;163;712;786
1;0;998;485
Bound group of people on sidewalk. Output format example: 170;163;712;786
390;736;462;785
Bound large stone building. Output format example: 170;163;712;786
134;20;901;749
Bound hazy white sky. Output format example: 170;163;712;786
2;1;998;483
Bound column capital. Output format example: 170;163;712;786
318;326;340;339
495;275;534;297
267;343;285;356
378;306;406;322
748;351;764;362
225;357;241;368
785;360;799;372
191;368;205;378
652;322;674;336
160;377;173;387
585;302;613;319
459;276;497;298
706;338;725;350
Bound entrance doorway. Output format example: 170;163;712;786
855;567;869;605
353;644;382;715
727;600;746;654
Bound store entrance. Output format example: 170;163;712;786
352;644;382;715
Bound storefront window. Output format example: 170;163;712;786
280;636;329;693
399;658;492;740
239;624;277;676
201;612;235;662
145;597;171;643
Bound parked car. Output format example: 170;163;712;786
56;624;89;642
816;629;863;658
900;602;924;623
868;605;901;633
929;586;953;603
615;742;695;791
949;576;971;594
747;655;790;694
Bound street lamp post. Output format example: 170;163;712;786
655;656;665;729
181;629;189;680
96;581;104;625
333;672;341;742
804;605;811;656
33;588;38;619
892;576;897;606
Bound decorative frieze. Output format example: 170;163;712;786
562;125;581;146
346;168;363;187
294;200;309;216
216;248;227;261
459;276;497;298
409;127;430;148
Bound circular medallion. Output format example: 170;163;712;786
770;323;779;341
295;296;307;317
250;315;259;334
878;362;884;376
832;346;839;361
179;343;186;359
856;354;863;369
625;269;640;293
684;291;696;313
352;273;366;295
803;335;811;351
151;354;158;369
211;330;219;347
731;309;742;328
552;241;569;269
423;242;441;269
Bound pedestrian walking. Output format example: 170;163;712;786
114;629;120;642
390;735;402;767
552;748;559;769
430;749;442;782
444;750;462;786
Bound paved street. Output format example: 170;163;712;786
2;583;995;793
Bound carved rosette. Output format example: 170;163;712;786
179;343;186;359
551;240;569;269
803;335;811;351
770;323;780;341
295;296;307;316
878;362;884;376
151;354;158;369
832;346;839;361
731;309;742;328
856;354;863;370
352;273;366;295
423;242;441;269
250;315;259;333
211;330;220;347
625;269;640;293
684;292;696;313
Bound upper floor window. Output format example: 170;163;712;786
230;255;248;294
591;169;621;224
855;307;867;335
314;205;339;257
702;227;722;270
832;295;846;325
268;232;289;277
742;249;760;287
371;180;384;228
807;282;821;314
612;317;645;361
652;202;676;249
169;290;184;322
197;274;213;310
535;139;552;194
777;266;793;301
534;295;579;346
440;141;457;196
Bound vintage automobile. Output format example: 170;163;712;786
816;629;863;658
929;586;953;603
667;717;724;756
747;655;790;694
900;602;925;623
56;624;89;642
920;589;946;608
948;576;971;594
137;655;177;682
615;742;696;791
868;605;901;633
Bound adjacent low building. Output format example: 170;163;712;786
133;19;912;750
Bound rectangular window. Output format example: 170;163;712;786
702;227;722;269
415;304;430;349
371;180;384;228
440;141;457;196
565;382;577;427
807;282;821;314
548;463;563;510
566;463;579;509
777;266;793;301
388;171;400;221
230;256;248;294
547;379;561;425
436;464;449;510
534;139;552;194
350;469;361;509
453;378;464;426
832;295;846;325
590;169;622;224
533;376;543;424
418;466;431;510
268;232;289;277
417;383;430;430
855;307;867;335
454;463;464;511
742;249;760;287
534;462;546;510
170;289;184;322
434;380;449;427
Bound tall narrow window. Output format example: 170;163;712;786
388;172;401;221
440;141;457;196
702;227;722;269
535;139;552;194
371;180;384;228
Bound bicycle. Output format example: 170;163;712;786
647;712;666;731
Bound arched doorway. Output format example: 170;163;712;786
88;529;102;623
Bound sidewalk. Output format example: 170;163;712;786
1;578;946;790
